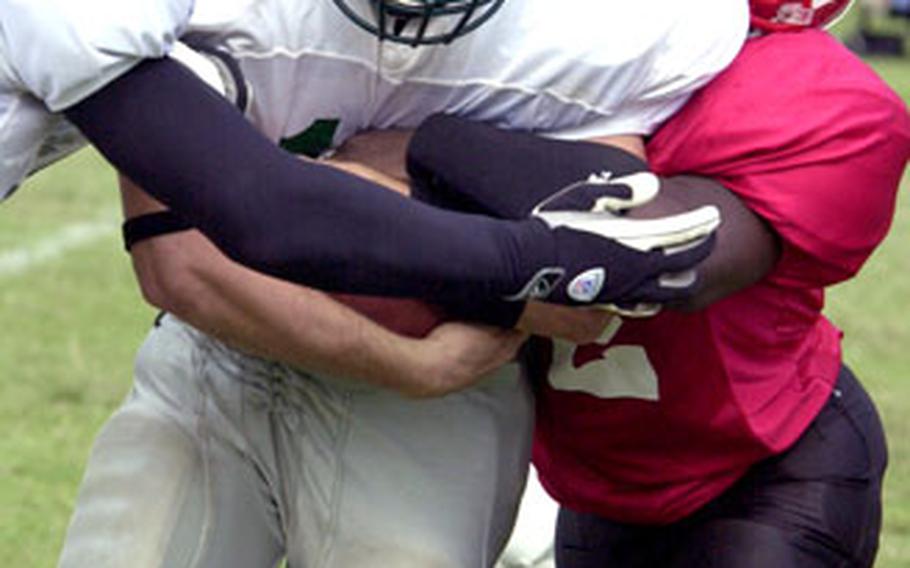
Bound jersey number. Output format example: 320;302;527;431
548;318;660;401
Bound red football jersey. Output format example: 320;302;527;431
532;30;910;524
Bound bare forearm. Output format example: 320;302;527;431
131;230;523;397
131;229;431;389
120;174;425;389
627;175;780;310
121;171;522;396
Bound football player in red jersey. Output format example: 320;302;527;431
402;2;909;565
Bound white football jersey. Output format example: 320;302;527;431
190;0;748;149
0;0;748;198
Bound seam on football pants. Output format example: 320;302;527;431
189;336;217;568
268;395;292;564
316;390;355;568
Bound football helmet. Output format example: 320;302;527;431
332;0;505;45
750;0;854;32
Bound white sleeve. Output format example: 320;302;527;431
0;92;49;199
0;0;194;111
0;87;89;200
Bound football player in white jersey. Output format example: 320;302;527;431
1;0;721;319
2;1;747;566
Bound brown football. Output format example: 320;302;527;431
331;294;449;339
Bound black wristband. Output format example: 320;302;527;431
122;210;194;251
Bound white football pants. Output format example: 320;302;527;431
58;315;537;568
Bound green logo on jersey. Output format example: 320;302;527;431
279;119;340;158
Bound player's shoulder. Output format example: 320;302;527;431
512;0;747;68
0;0;193;110
465;0;747;137
725;30;905;113
672;29;910;149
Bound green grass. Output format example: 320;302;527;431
0;152;154;566
828;180;910;564
2;42;910;568
825;53;910;566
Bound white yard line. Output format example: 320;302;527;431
0;216;119;278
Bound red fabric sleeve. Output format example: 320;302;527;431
647;30;910;288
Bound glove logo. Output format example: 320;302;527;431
567;268;605;303
504;268;565;301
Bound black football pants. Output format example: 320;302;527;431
555;366;888;568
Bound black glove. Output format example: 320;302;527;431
407;113;720;313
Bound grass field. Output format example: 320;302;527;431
2;46;910;568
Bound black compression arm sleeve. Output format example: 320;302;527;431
407;113;648;219
64;58;543;325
